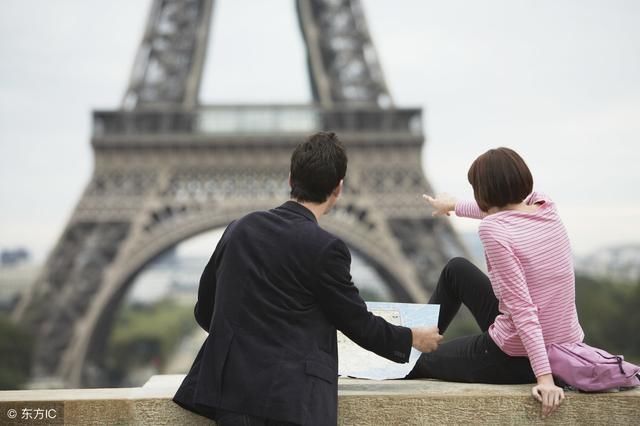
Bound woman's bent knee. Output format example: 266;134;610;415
445;257;474;272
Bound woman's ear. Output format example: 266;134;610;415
288;173;292;189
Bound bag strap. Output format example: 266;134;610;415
615;356;625;375
595;351;626;374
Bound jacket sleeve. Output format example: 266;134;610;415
194;221;235;331
311;238;412;363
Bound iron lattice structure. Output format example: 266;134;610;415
14;0;466;387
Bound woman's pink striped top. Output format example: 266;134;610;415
455;192;584;377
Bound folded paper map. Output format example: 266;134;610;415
338;302;440;380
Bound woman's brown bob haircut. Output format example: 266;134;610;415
467;147;533;212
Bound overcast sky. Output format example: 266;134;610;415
1;0;639;261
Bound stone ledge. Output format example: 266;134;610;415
1;375;639;425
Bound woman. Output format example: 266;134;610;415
408;147;584;418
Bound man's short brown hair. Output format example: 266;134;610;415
467;147;533;212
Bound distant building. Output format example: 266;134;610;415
1;248;31;267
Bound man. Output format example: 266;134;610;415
173;131;442;425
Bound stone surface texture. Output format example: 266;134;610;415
1;375;639;425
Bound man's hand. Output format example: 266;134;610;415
410;326;443;353
532;374;565;419
423;194;456;217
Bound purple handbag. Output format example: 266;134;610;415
547;342;640;392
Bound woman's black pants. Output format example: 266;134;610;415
406;257;536;384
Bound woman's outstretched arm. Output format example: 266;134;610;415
423;194;487;219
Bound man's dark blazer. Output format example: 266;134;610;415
173;201;412;425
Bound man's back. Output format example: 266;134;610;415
210;202;335;353
173;201;412;425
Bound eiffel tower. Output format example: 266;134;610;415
14;0;466;387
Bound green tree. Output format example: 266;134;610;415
0;314;34;390
105;299;196;385
575;274;640;363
